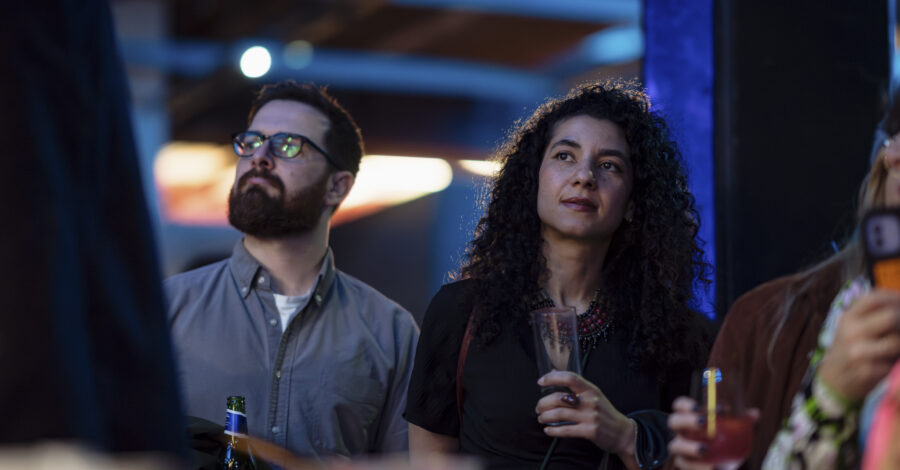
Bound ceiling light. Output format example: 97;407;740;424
341;155;453;210
458;159;501;177
239;46;271;78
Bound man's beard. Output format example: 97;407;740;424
227;168;329;238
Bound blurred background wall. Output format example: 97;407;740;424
109;0;894;324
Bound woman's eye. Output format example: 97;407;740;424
599;161;620;171
555;151;573;161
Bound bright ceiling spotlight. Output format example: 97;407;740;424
239;45;272;78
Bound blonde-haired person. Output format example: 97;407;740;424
667;97;900;470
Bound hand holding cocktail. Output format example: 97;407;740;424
668;368;758;470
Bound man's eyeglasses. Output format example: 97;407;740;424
232;131;343;170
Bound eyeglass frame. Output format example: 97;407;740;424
231;130;344;171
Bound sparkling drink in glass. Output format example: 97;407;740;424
531;306;581;425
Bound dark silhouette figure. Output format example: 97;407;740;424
0;0;186;459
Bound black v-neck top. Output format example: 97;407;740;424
405;280;695;469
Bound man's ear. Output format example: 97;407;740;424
324;171;355;208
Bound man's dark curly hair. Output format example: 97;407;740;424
461;79;711;373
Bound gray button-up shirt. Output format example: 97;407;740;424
165;241;419;458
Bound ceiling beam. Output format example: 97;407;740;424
389;0;640;24
119;21;643;102
121;39;557;102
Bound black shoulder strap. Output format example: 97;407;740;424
455;312;475;425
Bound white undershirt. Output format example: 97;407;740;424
272;292;311;333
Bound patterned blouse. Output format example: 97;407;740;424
762;277;874;469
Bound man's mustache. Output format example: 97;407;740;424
237;168;284;192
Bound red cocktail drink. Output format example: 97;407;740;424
684;412;754;465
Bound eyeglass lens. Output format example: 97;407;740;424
233;132;305;158
271;134;302;158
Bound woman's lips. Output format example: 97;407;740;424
561;197;597;212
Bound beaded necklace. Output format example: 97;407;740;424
532;290;613;351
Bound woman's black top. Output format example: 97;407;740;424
405;280;696;470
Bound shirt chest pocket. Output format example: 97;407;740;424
300;358;387;455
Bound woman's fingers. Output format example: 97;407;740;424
856;304;900;338
541;421;593;439
535;391;578;413
854;334;900;362
669;396;703;433
669;435;706;459
671;396;698;412
538;370;593;393
668;410;703;432
844;289;900;321
536;406;581;425
820;291;900;401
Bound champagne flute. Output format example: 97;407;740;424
530;306;582;426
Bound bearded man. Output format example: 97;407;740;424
165;81;419;459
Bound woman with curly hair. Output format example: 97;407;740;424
404;80;712;470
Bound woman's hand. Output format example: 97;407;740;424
667;396;758;470
667;396;713;470
818;289;900;403
535;371;637;467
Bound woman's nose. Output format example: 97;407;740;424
574;165;596;187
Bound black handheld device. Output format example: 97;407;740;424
862;208;900;290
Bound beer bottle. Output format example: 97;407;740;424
217;396;258;470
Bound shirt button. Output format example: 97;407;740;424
269;318;277;326
271;426;280;434
258;276;266;284
240;286;248;294
275;370;281;379
314;294;323;304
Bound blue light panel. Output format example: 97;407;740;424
643;0;716;318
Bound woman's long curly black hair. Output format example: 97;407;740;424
461;80;711;373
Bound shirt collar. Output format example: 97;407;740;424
229;238;336;306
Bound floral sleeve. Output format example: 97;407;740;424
761;278;868;470
763;368;860;469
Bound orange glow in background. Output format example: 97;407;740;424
153;143;477;226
